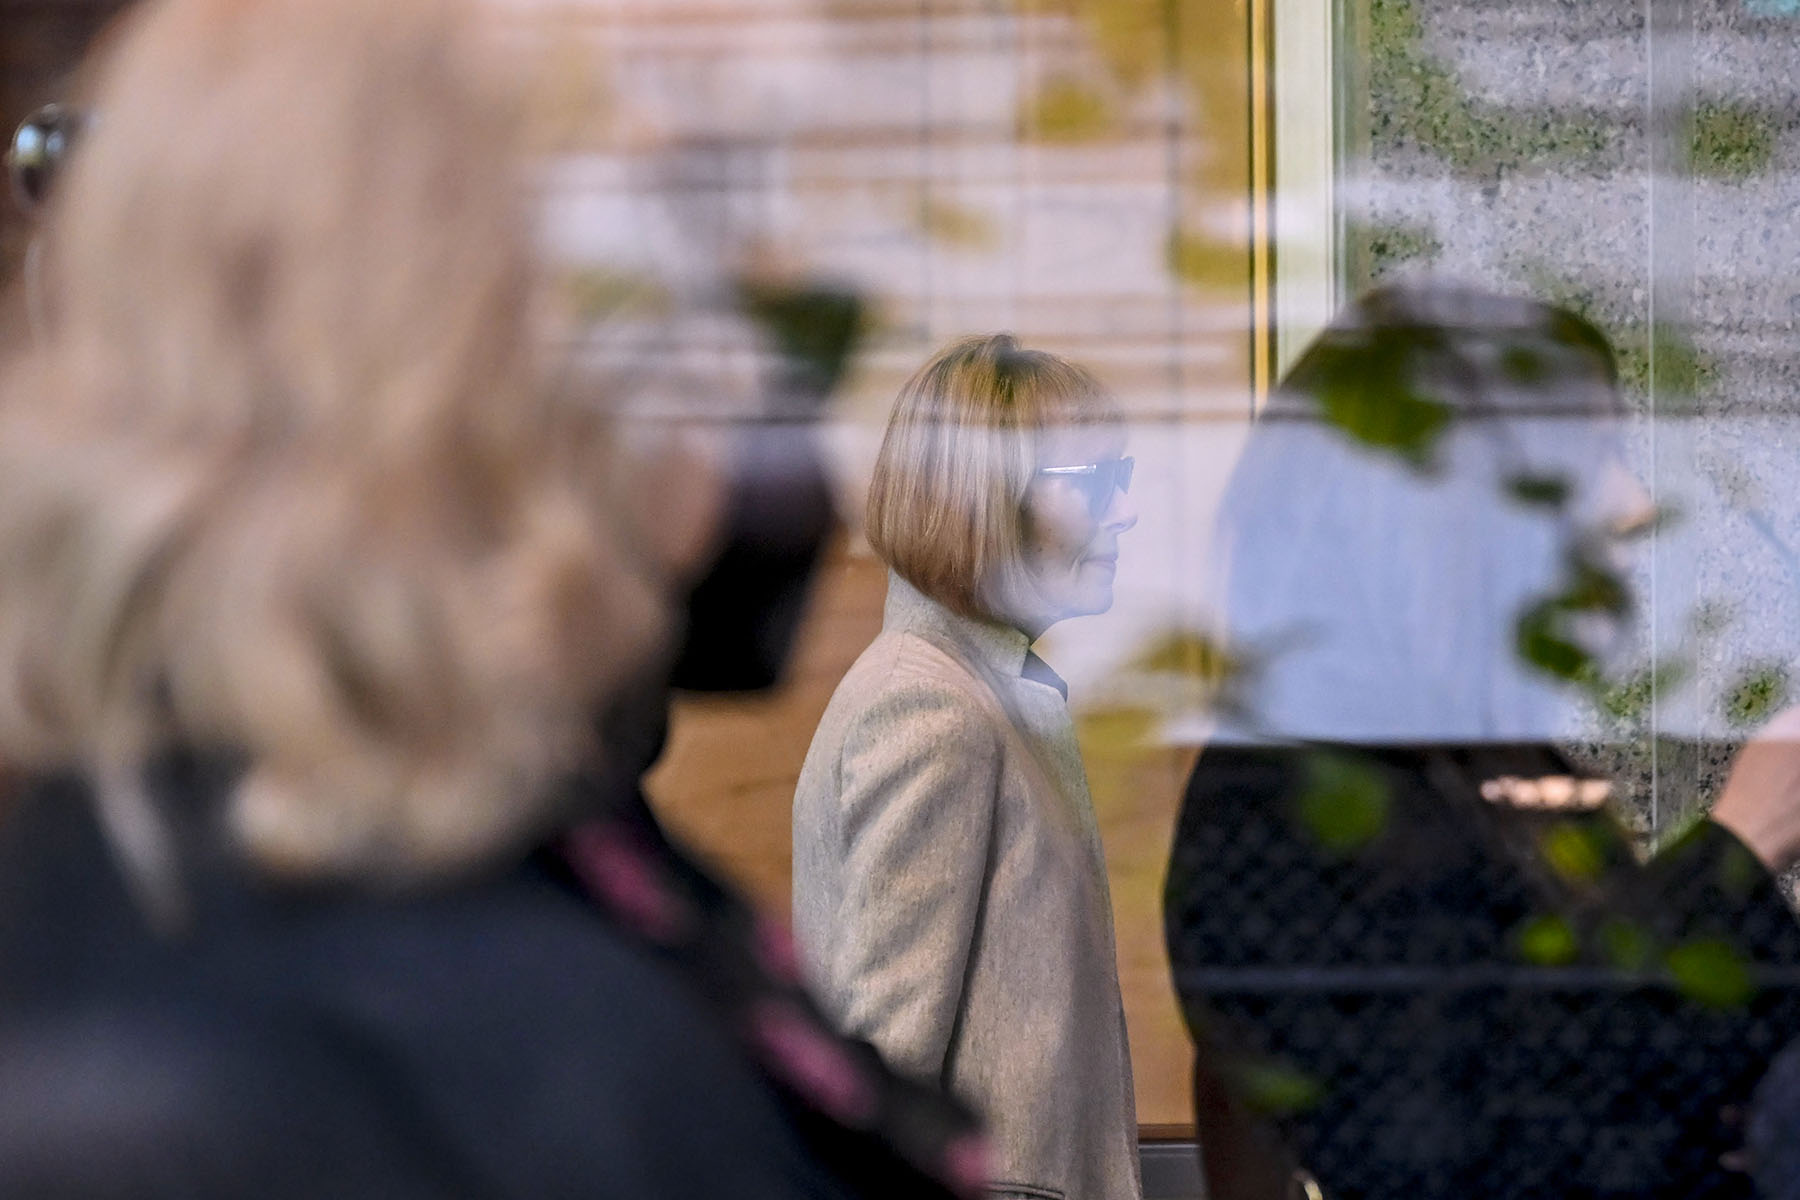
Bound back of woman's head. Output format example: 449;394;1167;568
865;333;1116;620
1214;284;1634;744
0;0;664;881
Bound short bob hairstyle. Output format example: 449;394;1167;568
865;334;1118;621
0;0;664;885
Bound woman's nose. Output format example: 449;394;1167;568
1103;483;1138;532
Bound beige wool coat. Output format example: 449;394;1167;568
792;573;1141;1200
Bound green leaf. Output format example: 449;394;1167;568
1593;661;1689;723
1076;705;1159;759
1235;1061;1326;1115
1352;217;1443;280
737;284;866;398
1499;345;1550;386
1689;101;1778;182
1717;837;1767;900
1516;603;1593;682
1515;914;1579;966
1021;77;1117;143
915;198;999;251
1666;939;1754;1009
1723;663;1789;729
1540;822;1608;884
1166;228;1245;293
1130;630;1245;683
1556;553;1629;616
1504;473;1571;509
1651;325;1713;402
1367;0;1614;184
1296;752;1391;854
1304;340;1453;468
1503;263;1717;408
1598;919;1654;971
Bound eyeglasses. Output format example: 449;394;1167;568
1036;456;1134;518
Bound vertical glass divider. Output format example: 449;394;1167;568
1261;0;1346;387
1646;0;1698;838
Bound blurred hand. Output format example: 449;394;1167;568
1714;705;1800;874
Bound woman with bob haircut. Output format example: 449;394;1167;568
793;334;1144;1200
0;1;984;1197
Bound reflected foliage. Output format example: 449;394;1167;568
1514;913;1580;966
565;266;671;321
1689;100;1780;181
1515;544;1632;686
1077;630;1258;758
1666;938;1754;1009
1233;1059;1327;1116
1505;261;1717;407
1724;663;1790;729
1296;752;1392;855
1166;227;1249;294
1539;821;1612;885
1284;328;1453;467
916;197;1000;252
1594;661;1691;725
1021;77;1118;144
1598;917;1655;971
1355;217;1443;280
1076;704;1161;759
1129;629;1259;723
1369;0;1618;182
1502;473;1571;509
1018;0;1254;301
736;282;867;401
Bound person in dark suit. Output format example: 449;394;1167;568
0;1;978;1196
1163;285;1800;1199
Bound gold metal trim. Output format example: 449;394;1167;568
1248;0;1277;411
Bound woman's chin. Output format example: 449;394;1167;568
1079;565;1117;614
1072;583;1115;618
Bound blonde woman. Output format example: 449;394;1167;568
0;2;983;1197
793;335;1143;1200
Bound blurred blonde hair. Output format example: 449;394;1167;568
865;334;1117;622
0;0;666;883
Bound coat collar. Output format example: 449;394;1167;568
882;571;1067;699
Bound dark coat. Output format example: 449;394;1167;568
1750;1032;1800;1199
1165;742;1800;1200
0;758;971;1200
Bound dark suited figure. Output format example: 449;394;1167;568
1164;286;1800;1199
